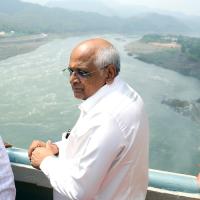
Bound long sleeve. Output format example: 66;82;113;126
40;116;125;200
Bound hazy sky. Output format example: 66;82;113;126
21;0;200;16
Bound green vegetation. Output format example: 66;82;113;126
141;34;177;43
137;49;200;79
141;34;200;62
178;36;200;62
126;34;200;80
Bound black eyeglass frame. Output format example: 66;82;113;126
62;65;109;79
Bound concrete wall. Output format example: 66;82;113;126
12;163;200;200
146;187;200;200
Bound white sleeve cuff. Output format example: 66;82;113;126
40;155;58;176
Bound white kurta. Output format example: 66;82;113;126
0;136;16;200
40;76;149;200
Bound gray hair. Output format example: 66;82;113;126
94;46;120;75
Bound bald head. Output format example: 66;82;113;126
70;38;120;74
73;38;113;54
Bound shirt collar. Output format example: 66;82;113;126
79;76;121;114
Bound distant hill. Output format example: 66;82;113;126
118;13;188;34
46;0;115;17
0;0;194;35
176;15;200;35
46;0;155;18
45;0;179;18
0;0;116;34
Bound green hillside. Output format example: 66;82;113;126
0;0;191;35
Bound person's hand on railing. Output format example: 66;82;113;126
28;140;59;169
28;140;46;159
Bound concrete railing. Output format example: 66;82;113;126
7;147;200;199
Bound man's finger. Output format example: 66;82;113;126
46;140;52;149
28;140;43;158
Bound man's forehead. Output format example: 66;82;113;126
70;45;95;62
72;38;111;56
69;38;112;65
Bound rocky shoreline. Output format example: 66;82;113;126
161;98;200;124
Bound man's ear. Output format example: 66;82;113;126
105;64;117;84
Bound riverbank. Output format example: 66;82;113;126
124;40;200;80
0;34;52;61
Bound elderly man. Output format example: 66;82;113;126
0;136;16;200
28;38;149;200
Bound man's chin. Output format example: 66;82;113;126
74;93;85;100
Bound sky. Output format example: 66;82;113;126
21;0;200;16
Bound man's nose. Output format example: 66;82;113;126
70;72;81;84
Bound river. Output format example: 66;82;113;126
0;34;200;175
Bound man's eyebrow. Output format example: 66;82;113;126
73;66;90;71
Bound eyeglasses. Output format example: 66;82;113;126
62;66;108;79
